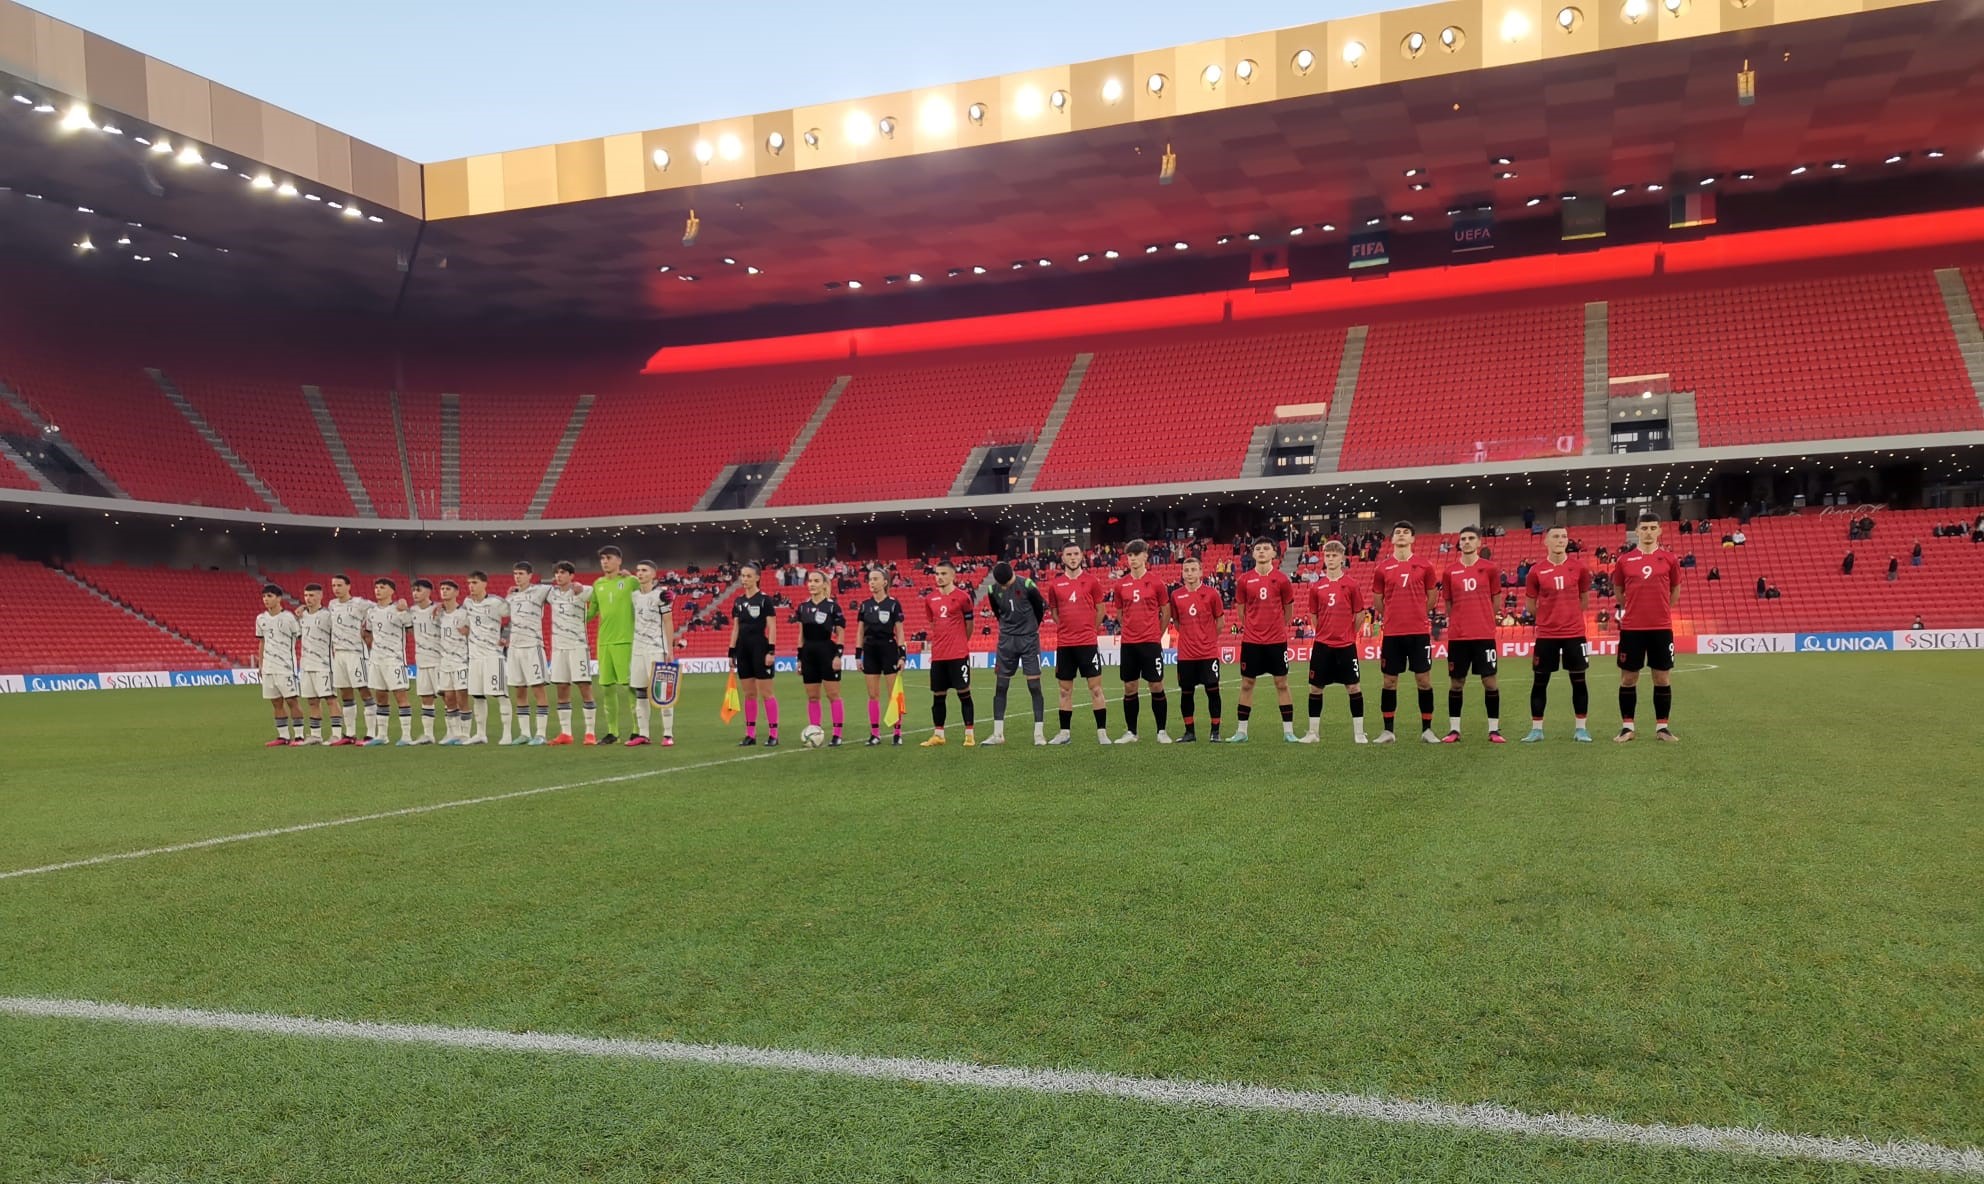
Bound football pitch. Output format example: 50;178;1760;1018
2;654;1979;1183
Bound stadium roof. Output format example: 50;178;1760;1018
2;0;1981;335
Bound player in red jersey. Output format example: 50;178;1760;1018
1300;540;1370;744
920;560;977;747
1044;541;1109;745
1109;539;1173;743
1613;511;1683;742
1230;537;1297;743
1439;526;1506;743
1168;555;1225;742
1523;525;1594;742
1369;521;1442;744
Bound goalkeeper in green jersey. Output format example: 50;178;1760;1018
587;545;641;743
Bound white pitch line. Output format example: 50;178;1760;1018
1;995;1975;1177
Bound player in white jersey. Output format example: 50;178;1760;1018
295;582;337;744
327;574;372;744
505;561;553;745
254;584;303;747
433;579;472;744
546;561;597;745
461;570;511;745
627;560;677;747
361;578;415;746
408;579;445;745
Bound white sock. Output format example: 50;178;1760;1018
635;696;651;737
1283;721;1296;737
275;719;289;741
342;704;357;736
1235;721;1249;737
1449;716;1462;733
992;721;1004;739
1487;717;1499;732
660;706;674;738
1305;719;1319;737
1352;716;1367;740
582;701;596;735
537;706;551;736
559;705;573;736
500;697;516;739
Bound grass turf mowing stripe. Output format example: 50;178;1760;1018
0;681;1158;883
3;995;1976;1178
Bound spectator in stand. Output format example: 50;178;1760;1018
1912;615;1925;629
1887;555;1900;582
1680;552;1696;569
1731;528;1748;546
1841;550;1855;576
1721;533;1736;547
1755;576;1767;599
1707;566;1720;582
1911;540;1923;567
1764;583;1781;600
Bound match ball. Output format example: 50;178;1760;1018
800;725;827;748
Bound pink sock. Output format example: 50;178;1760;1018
830;698;844;735
868;700;882;730
808;700;822;728
743;697;758;737
765;697;779;734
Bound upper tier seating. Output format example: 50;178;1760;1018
1032;329;1344;491
1610;271;1984;445
169;373;355;517
1340;305;1585;470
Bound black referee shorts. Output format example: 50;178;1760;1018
860;642;902;676
799;643;842;684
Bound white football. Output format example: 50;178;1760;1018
800;725;827;748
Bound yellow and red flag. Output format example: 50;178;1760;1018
719;673;741;723
882;673;906;727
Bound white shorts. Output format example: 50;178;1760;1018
429;665;467;694
260;669;300;701
467;656;505;697
366;658;408;693
332;651;367;691
631;646;669;687
505;645;547;688
549;648;591;684
300;670;334;700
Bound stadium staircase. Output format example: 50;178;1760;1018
52;564;236;666
439;393;462;520
65;562;262;666
1312;325;1366;474
1;556;221;674
1934;268;1984;413
147;369;283;512
301;385;376;517
1582;304;1610;455
320;388;411;518
397;391;441;520
0;379;127;498
1010;353;1092;493
753;376;849;507
170;374;353;517
528;394;593;519
0;437;53;491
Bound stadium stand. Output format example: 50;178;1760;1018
65;562;266;666
399;391;446;521
1609;271;1984;446
169;373;357;517
1;556;224;673
1340;305;1585;470
1032;328;1345;491
770;351;1071;506
318;387;412;519
453;387;572;520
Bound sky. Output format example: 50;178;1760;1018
33;0;1379;161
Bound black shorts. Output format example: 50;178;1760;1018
1308;644;1361;688
860;642;902;676
1532;637;1590;673
1446;639;1499;679
799;643;842;684
1119;641;1164;683
930;658;971;693
1380;634;1433;676
1056;644;1102;681
995;641;1042;679
735;639;775;680
1239;642;1288;680
1618;629;1676;672
1175;658;1221;688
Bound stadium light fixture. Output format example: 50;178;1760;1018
1319;222;1336;232
1397;213;1414;222
1341;41;1365;65
342;205;362;218
1101;78;1123;105
1735;171;1754;181
251;174;274;190
1292;48;1316;73
917;97;952;136
1497;170;1518;180
1103;249;1120;259
9;94;30;104
1789;164;1808;175
1500;10;1530;40
1235;58;1256;82
1146;73;1168;96
693;140;714;164
116;234;130;245
100;122;123;135
1403;31;1426;57
1365;217;1382;227
656;265;672;274
1440;26;1465;49
1924;149;1944;158
765;131;784;155
1015;86;1044;118
1698;175;1715;185
1662;0;1683;11
971;265;987;274
75;236;93;251
1145;244;1160;254
1827;160;1846;170
746;265;761;275
1202;64;1222;88
175;144;203;167
907;273;922;283
1245;232;1261;242
847;280;862;290
843;111;874;145
1622;0;1649;20
59;104;95;131
1645;182;1663;192
802;128;821;148
1037;258;1051;267
967;103;986;125
1526;195;1543;206
210;160;230;170
31;101;54;114
1288;226;1305;236
1409;181;1429;191
1049;89;1068;112
718;133;742;160
1172;241;1188;250
328;200;344;209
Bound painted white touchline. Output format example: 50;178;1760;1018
1;996;1974;1176
0;681;1161;883
0;753;777;881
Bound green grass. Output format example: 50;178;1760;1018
1;655;1980;1183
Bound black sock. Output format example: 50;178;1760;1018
1124;692;1140;735
1092;707;1107;730
1485;690;1500;725
1279;702;1294;725
1448;688;1464;724
1381;688;1397;729
1237;704;1252;723
931;695;947;728
1180;687;1196;722
1059;709;1073;732
1530;671;1551;720
1308;692;1324;720
1570;672;1590;718
959;691;975;727
1653;684;1671;726
1150;691;1167;731
1348;692;1364;720
1620;685;1638;724
1029;682;1045;722
1206;688;1222;726
1418;687;1435;727
993;678;1009;722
